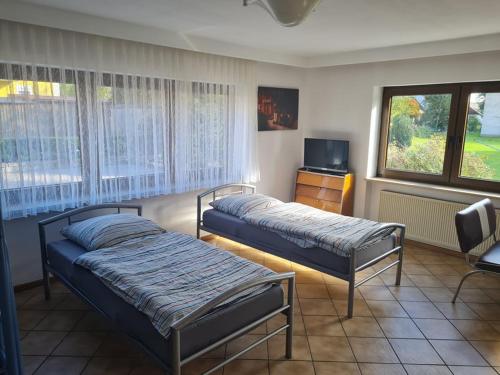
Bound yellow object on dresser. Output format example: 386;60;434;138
294;169;354;216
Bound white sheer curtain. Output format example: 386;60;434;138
0;20;258;219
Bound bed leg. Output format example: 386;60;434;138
347;251;356;319
395;229;405;286
42;264;51;300
395;248;403;286
172;328;181;375
196;196;201;239
347;277;355;319
285;276;295;359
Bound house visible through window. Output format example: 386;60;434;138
378;82;500;192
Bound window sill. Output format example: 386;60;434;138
365;177;500;200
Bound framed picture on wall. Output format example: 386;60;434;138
258;86;299;131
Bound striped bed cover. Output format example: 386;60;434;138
241;202;392;257
74;232;276;338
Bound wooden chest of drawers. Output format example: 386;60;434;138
294;169;354;216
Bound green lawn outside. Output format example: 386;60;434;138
411;132;500;179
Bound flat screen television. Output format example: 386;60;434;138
304;138;349;174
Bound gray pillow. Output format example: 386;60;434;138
61;213;165;251
209;193;283;218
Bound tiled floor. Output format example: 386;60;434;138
16;236;500;375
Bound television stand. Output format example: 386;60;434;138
294;169;354;216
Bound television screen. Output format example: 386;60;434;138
304;138;349;173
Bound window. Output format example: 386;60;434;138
0;63;250;219
378;82;500;192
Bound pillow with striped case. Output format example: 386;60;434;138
209;193;283;218
61;214;165;251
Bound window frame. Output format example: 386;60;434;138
377;82;500;193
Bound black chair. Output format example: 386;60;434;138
453;198;500;302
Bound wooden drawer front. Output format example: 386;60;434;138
319;200;341;213
297;172;344;190
295;195;341;213
295;184;342;202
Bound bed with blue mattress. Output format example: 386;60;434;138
197;184;406;318
39;204;295;375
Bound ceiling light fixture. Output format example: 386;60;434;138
243;0;321;27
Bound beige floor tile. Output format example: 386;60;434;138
17;310;49;331
341;317;384;337
299;298;336;315
21;294;66;310
389;338;443;364
223;359;269;375
334;299;373;318
21;331;66;356
308;336;355;362
403;264;432;275
399;301;445;319
434;302;480;320
381;273;415;287
358;363;406;375
413;318;462;340
404;364;452;375
52;332;105;356
470;341;500;366
314;361;360;374
181;359;223;375
73;311;112;332
420;287;457;302
34;356;89;375
22;355;46;375
267;314;306;336
349;337;399;363
407;274;445;288
448;366;498;375
388;286;428;302
294;271;325;284
366;300;409;318
327;284;363;300
467;303;500;320
269;360;314;375
34;310;85;331
268;335;311;361
94;333;144;358
82;357;139;375
303;315;345;336
430;340;489;366
484;289;500;303
359;286;396;301
425;264;460;276
296;284;329;299
226;334;268;360
450;320;500;341
377;318;424;339
129;364;164;375
454;289;495;303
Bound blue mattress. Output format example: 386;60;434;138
47;239;283;367
202;209;396;277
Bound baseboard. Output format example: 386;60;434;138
14;276;56;293
405;239;467;259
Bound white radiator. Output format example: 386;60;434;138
378;190;500;254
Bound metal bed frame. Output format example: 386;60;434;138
39;204;295;375
197;184;406;318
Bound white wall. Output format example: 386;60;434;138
304;50;500;219
6;61;306;286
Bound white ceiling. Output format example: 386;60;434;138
4;0;500;67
